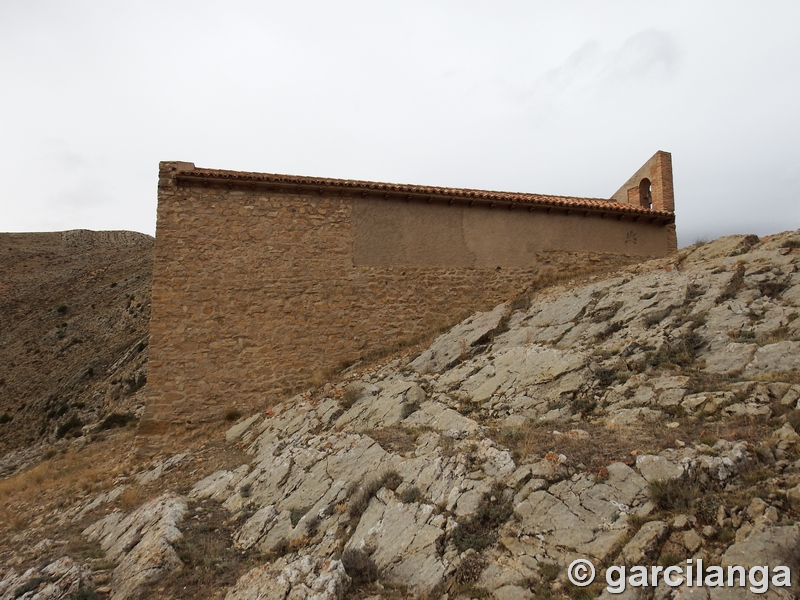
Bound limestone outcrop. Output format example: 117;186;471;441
2;229;800;599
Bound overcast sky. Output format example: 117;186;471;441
2;1;798;247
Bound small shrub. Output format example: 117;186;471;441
570;395;596;415
72;588;101;600
685;283;704;300
717;526;736;544
728;329;756;343
647;476;702;511
757;326;791;345
452;486;513;552
290;507;309;527
538;562;560;582
369;425;417;454
659;553;682;567
643;307;673;328
341;548;378;585
785;409;800;432
716;263;745;304
590;301;623;324
224;409;242;422
56;304;68;314
401;400;420;419
694;492;723;526
381;470;402;491
400;486;423;504
348;470;402;519
758;280;790;299
13;577;47;598
781;238;800;249
662;404;686;419
594;368;621;388
56;415;84;439
454;552;486;584
341;385;361;409
0;413;12;424
99;412;136;430
646;332;704;368
698;434;718;447
740;465;772;485
270;538;291;559
239;483;252;497
594;320;624;341
509;294;532;312
305;513;320;536
348;482;382;519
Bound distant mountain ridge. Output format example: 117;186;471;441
0;230;153;471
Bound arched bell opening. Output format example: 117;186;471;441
639;178;652;209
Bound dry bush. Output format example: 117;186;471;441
290;506;310;527
340;385;361;409
224;409;242;422
757;326;795;345
115;486;149;511
646;332;704;369
716;263;746;304
590;301;623;324
648;476;703;511
98;412;136;430
399;486;423;504
369;426;418;454
451;485;513;552
454;552;486;584
348;470;403;519
341;548;378;586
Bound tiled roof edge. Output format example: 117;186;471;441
175;167;675;218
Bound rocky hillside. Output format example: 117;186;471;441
0;230;153;475
2;229;800;600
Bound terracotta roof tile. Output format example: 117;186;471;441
176;167;674;218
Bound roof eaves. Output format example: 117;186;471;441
175;168;674;219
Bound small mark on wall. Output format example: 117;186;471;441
625;231;638;244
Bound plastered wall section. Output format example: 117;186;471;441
141;167;674;433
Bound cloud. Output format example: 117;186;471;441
606;29;679;82
518;29;679;122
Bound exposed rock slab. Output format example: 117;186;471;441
83;493;186;600
346;489;448;593
225;555;349;600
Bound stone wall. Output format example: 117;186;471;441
141;157;676;434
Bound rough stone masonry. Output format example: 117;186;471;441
140;151;676;435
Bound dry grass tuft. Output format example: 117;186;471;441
0;430;139;529
115;485;150;511
369;425;419;454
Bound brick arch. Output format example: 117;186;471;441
611;151;674;214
